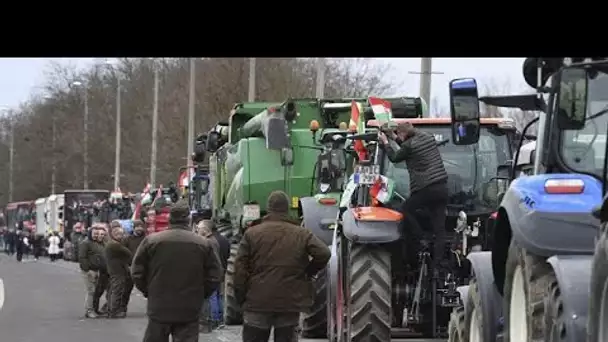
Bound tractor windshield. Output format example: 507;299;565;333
559;71;608;178
384;125;511;210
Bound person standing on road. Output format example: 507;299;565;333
210;220;229;329
196;220;222;332
79;225;108;318
131;199;222;342
104;221;132;318
234;191;331;342
48;232;61;262
15;230;27;262
6;228;16;255
121;219;146;315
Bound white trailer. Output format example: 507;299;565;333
34;197;48;236
47;194;64;234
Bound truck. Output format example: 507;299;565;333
444;57;608;342
5;201;35;232
35;197;48;236
47;194;64;234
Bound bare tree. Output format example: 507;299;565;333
1;58;399;203
480;78;537;132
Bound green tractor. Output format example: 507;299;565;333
206;98;354;324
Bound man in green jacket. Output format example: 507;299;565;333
79;225;108;318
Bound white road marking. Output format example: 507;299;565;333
0;278;5;310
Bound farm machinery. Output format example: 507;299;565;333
202;97;428;325
319;95;519;340
446;57;608;342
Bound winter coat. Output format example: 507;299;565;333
131;222;222;323
382;129;448;193
78;238;106;272
48;236;61;255
104;239;132;277
123;234;146;264
233;213;331;313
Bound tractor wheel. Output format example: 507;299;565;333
348;243;391;342
543;272;568;341
448;307;467;342
223;242;243;325
301;268;328;338
503;241;553;342
588;227;608;342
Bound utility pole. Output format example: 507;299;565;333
83;89;89;189
248;58;256;102
408;58;444;117
114;77;122;190
187;58;196;168
315;58;325;98
8;114;14;202
51;115;56;194
150;63;159;189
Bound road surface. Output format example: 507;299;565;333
0;253;443;342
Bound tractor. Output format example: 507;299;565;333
324;94;518;340
446;57;608;342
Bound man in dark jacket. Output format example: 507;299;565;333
79;225;108;318
104;221;132;318
121;219;146;315
379;122;449;269
234;191;331;342
131;199;222;342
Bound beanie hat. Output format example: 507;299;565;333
170;199;190;224
266;191;290;214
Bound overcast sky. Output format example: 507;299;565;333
0;58;530;113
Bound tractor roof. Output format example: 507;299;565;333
367;117;516;129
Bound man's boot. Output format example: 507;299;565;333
85;310;98;319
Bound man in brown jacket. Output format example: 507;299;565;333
131;199;222;342
104;221;133;318
234;191;331;342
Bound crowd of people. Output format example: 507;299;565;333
1;228;62;262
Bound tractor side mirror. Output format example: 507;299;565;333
449;78;481;146
556;67;588;130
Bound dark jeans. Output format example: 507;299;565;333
94;271;110;313
400;180;448;268
143;319;199;342
242;312;299;342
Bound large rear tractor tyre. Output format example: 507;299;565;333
223;242;243;325
301;268;328;338
448;307;467;342
588;228;608;342
543;273;568;342
348;243;391;342
503;241;553;342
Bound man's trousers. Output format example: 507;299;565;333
107;274;128;316
143;319;199;342
242;311;299;342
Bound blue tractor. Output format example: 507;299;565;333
447;58;608;342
